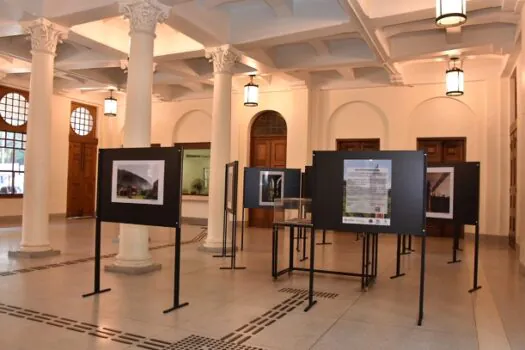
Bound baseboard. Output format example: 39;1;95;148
181;217;207;226
0;213;67;226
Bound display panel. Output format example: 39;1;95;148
226;165;234;210
243;167;301;209
312;151;426;235
111;160;165;205
98;147;182;228
343;159;392;226
427;162;480;225
426;167;454;219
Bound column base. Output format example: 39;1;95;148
104;263;162;275
8;249;60;258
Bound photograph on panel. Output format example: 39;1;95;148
259;170;284;206
426;167;454;219
111;160;165;205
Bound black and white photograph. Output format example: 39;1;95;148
426;167;454;219
259;171;284;206
111;160;165;205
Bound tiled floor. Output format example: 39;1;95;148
0;219;523;349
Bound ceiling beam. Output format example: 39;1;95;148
339;0;402;82
337;67;355;80
56;59;123;70
164;12;223;47
446;26;462;45
263;0;293;17
310;39;331;56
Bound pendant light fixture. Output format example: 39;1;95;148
104;90;118;117
445;58;464;96
436;0;467;27
244;75;259;107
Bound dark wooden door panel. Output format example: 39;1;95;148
249;136;287;228
336;139;380;151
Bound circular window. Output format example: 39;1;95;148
0;92;29;126
70;107;94;136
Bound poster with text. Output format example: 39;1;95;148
343;159;392;225
259;171;284;206
426;167;454;219
111;160;165;205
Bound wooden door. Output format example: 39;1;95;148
509;126;517;248
417;138;466;237
337;138;380;151
66;103;98;218
249;137;287;227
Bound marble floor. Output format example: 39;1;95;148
0;218;523;349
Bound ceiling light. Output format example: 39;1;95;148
445;58;464;96
436;0;467;28
104;90;118;117
244;75;259;107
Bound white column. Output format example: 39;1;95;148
105;0;170;273
202;45;239;251
9;19;67;258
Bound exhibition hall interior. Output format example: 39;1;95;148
0;0;524;349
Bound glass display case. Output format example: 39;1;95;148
273;197;311;224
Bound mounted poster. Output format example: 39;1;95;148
111;160;165;205
426;167;454;219
259;170;285;206
343;159;392;226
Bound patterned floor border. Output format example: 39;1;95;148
0;228;207;277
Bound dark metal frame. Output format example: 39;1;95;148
271;223;379;293
82;148;189;315
217;161;246;270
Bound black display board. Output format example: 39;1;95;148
301;166;313;199
243;167;301;209
427;162;480;225
312;151;426;235
98;147;182;228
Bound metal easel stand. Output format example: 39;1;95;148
316;230;332;246
468;222;482;293
447;224;462;264
390;234;406;279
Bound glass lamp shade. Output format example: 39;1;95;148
244;82;259;107
446;67;464;96
104;96;118;117
436;0;467;27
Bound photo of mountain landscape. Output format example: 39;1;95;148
111;160;165;205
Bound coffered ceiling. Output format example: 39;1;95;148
0;0;522;101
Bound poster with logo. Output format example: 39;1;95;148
343;159;392;226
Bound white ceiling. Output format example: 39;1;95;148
0;0;522;101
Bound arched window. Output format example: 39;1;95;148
0;86;29;197
251;110;287;137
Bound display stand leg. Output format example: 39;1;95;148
296;227;301;252
213;209;230;258
417;234;426;326
82;218;111;298
401;234;410;255
365;233;371;288
355;232;360;241
316;230;332;245
361;233;366;290
289;226;295;272
408;235;415;252
390;234;406;279
448;226;462;264
370;233;376;282
300;227;308;262
221;211;246;270
374;233;379;278
304;226;317;312
240;208;245;251
272;225;278;278
163;226;189;313
468;223;482;293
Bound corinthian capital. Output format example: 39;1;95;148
23;18;68;55
119;0;171;37
205;45;240;74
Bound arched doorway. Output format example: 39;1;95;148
249;110;287;228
